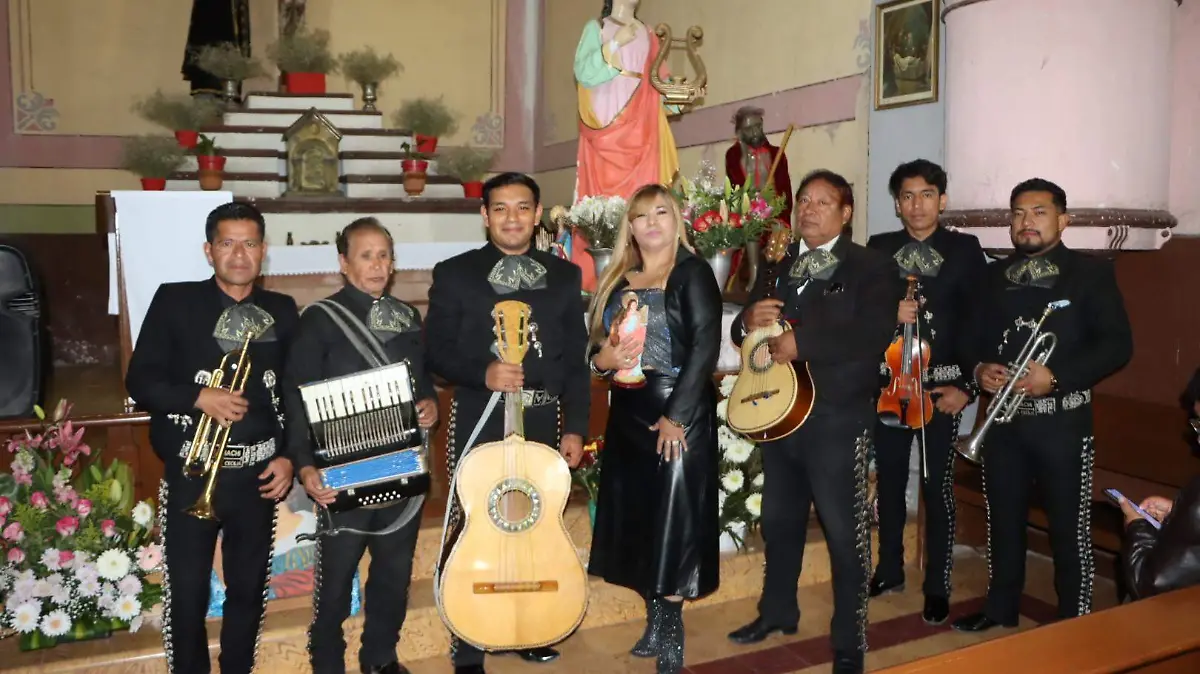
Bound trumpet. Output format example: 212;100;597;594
182;330;256;521
954;300;1071;464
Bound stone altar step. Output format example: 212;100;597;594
224;108;383;130
165;174;465;201
199;125;415;154
180;151;439;178
244;91;357;112
0;504;918;673
232;196;484;247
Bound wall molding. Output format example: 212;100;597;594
534;74;864;174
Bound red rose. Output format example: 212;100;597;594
728;213;743;229
693;210;721;233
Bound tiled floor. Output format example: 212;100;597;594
397;549;1116;674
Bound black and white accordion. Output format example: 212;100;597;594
298;360;430;513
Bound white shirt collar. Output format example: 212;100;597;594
801;234;840;253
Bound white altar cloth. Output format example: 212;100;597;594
107;191;479;347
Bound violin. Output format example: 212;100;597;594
878;275;933;429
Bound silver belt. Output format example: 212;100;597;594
177;438;277;469
521;389;558;407
1013;389;1092;417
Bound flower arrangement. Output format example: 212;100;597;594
119;135;187;180
0;401;162;651
131;90;222;132
716;375;764;549
337;47;403;87
193;42;267;82
267;27;338;74
572;436;603;503
673;160;788;258
567;195;627;250
392;96;460;139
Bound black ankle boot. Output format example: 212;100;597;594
656;599;684;674
631;596;663;657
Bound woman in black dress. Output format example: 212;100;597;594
585;183;723;674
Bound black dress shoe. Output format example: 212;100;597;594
511;647;560;663
832;650;864;674
361;663;410;674
453;666;485;674
951;611;1017;632
922;595;950;625
868;576;905;597
727;617;798;644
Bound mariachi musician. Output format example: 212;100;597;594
283;217;438;674
865;159;987;625
727;171;901;674
424;172;588;674
953;178;1132;632
125;202;298;674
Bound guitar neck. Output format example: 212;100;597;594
503;389;526;438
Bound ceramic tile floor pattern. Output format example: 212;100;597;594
396;551;1116;674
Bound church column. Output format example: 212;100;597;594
940;0;1179;251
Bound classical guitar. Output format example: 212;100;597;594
436;300;589;651
726;228;816;442
878;275;933;429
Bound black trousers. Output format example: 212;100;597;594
308;498;425;674
757;403;874;655
873;410;961;597
444;390;561;667
981;408;1095;623
159;461;277;674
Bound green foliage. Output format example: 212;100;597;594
193;133;221;157
132;90;222;131
337;47;403;85
119;135;187;179
194;43;267;81
439;145;497;182
392;96;459;137
268;27;338;74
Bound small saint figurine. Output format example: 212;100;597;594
611;291;647;388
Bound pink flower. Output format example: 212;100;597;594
0;496;10;516
55;516;79;537
55;487;79;507
12;469;31;487
76;499;92;517
30;492;49;509
0;514;6;530
101;520;117;538
2;522;23;542
6;547;24;564
58;549;75;567
57;421;90;463
750;196;772;218
136;544;162;571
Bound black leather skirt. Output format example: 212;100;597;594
587;372;720;599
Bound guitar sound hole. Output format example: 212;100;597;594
498;490;534;523
487;478;542;533
750;340;774;372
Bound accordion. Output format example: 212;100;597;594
298;360;430;513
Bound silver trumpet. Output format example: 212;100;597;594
954;300;1071;464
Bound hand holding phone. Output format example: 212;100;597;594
1105;488;1162;529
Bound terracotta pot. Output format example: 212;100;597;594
174;130;199;149
140;178;167;191
197;155;226;171
401;159;429;174
414;134;438;153
463;181;484;199
403;171;428;197
285;72;326;94
198;169;224;191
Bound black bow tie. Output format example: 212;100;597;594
1005;257;1060;288
894;240;944;278
488;255;548;295
789;248;839;282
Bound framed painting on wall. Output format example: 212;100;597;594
875;0;941;110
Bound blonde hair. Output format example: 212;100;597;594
586;184;693;344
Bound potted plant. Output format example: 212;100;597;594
267;27;337;95
119;135;186;190
193;134;226;191
567;195;627;279
400;142;432;197
440;145;496;199
131;90;222;149
392;96;459;153
337;47;403;112
0;400;164;650
194;42;267;106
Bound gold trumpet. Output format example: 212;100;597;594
954;300;1070;464
183;330;256;521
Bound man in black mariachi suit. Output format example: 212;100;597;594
864;159;987;624
424;172;588;674
284;218;440;674
125;202;299;674
952;178;1133;632
727;171;902;674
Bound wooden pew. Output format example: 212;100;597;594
877;585;1200;673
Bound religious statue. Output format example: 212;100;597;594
725;106;793;225
284;109;342;196
280;0;307;37
611;292;648;388
573;0;681;202
183;0;252;97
